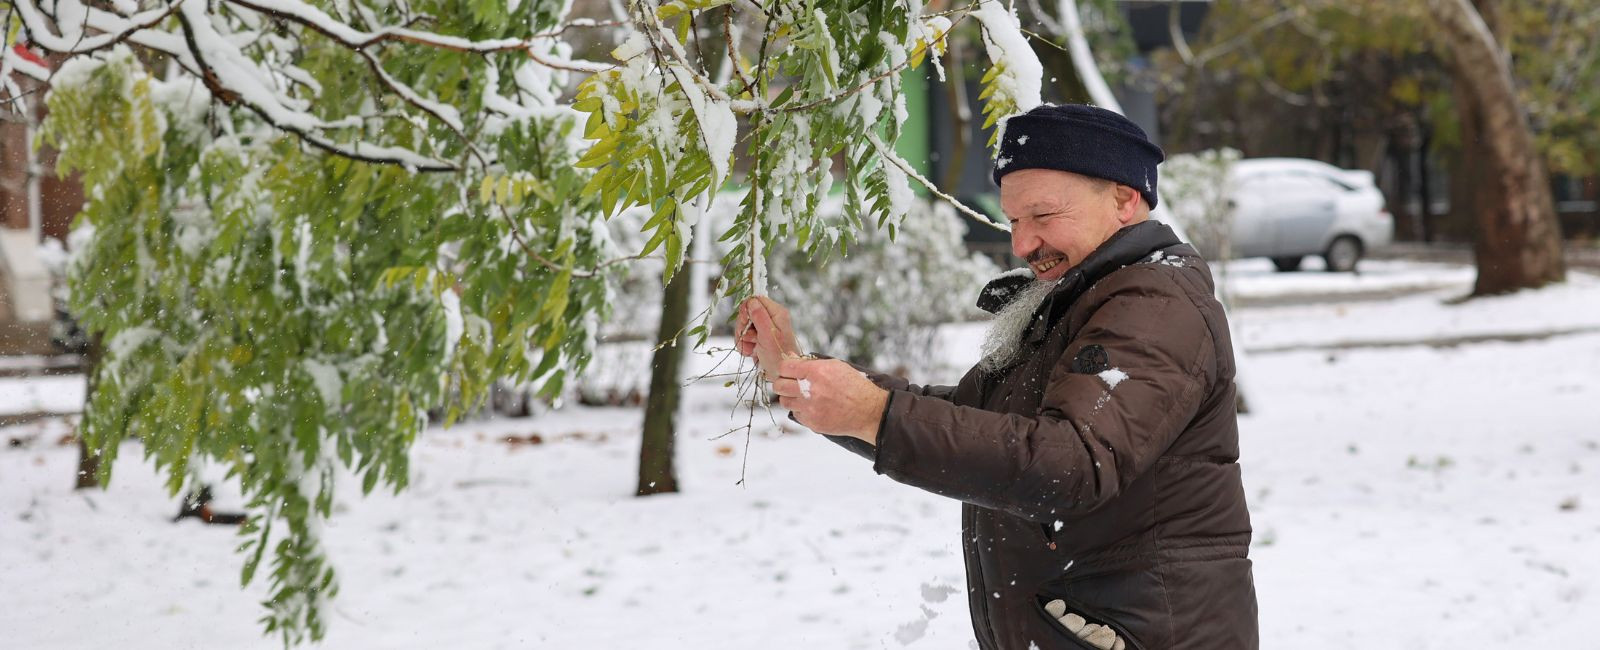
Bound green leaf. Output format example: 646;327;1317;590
240;518;272;586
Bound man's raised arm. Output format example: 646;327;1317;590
776;268;1219;523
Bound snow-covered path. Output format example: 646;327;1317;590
3;265;1598;648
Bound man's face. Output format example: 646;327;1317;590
1000;169;1135;282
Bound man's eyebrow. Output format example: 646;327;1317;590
1020;200;1066;215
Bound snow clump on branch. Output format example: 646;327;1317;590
972;0;1045;151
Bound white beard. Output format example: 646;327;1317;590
978;279;1056;373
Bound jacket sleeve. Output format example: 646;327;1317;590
853;365;958;402
808;357;958;461
802;353;959;400
870;267;1217;522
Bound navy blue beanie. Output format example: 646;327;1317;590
992;104;1165;208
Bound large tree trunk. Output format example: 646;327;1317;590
636;268;690;496
1429;0;1565;295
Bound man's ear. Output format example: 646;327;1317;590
1112;184;1141;224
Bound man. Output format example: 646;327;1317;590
737;103;1257;649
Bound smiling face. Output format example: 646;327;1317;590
1000;168;1149;281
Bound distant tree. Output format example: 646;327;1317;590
1161;0;1584;295
1427;0;1564;294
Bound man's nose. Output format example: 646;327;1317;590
1011;221;1039;260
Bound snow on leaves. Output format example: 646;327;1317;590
972;0;1044;151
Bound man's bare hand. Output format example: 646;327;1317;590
772;358;888;445
735;296;800;381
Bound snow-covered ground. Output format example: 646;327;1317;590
1219;258;1600;352
3;261;1598;648
1219;256;1478;302
0;374;83;417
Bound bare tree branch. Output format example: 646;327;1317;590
1189;7;1296;68
1167;0;1194;64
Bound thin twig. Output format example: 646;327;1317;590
354;47;492;166
525;48;613;74
1188;7;1296;68
722;5;754;97
774;22;967;113
531;18;627;40
866;132;1010;232
1019;27;1071;53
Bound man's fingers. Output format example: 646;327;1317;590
754;296;793;335
735;299;762;337
778;395;797;411
778;358;811;380
771;377;804;398
747;299;781;339
741;299;784;356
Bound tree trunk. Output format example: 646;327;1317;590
74;438;100;489
1389;129;1414;240
1430;0;1565;295
1417;113;1434;243
75;333;102;489
636;268;690;496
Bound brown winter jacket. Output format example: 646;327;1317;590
827;221;1257;649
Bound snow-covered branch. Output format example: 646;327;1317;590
9;0;620;172
12;0;184;56
169;1;459;170
224;0;610;69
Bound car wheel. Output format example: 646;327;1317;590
1323;236;1362;273
1271;256;1304;273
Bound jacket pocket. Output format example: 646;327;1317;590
1032;593;1146;650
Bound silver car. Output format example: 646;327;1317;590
1224;158;1393;272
